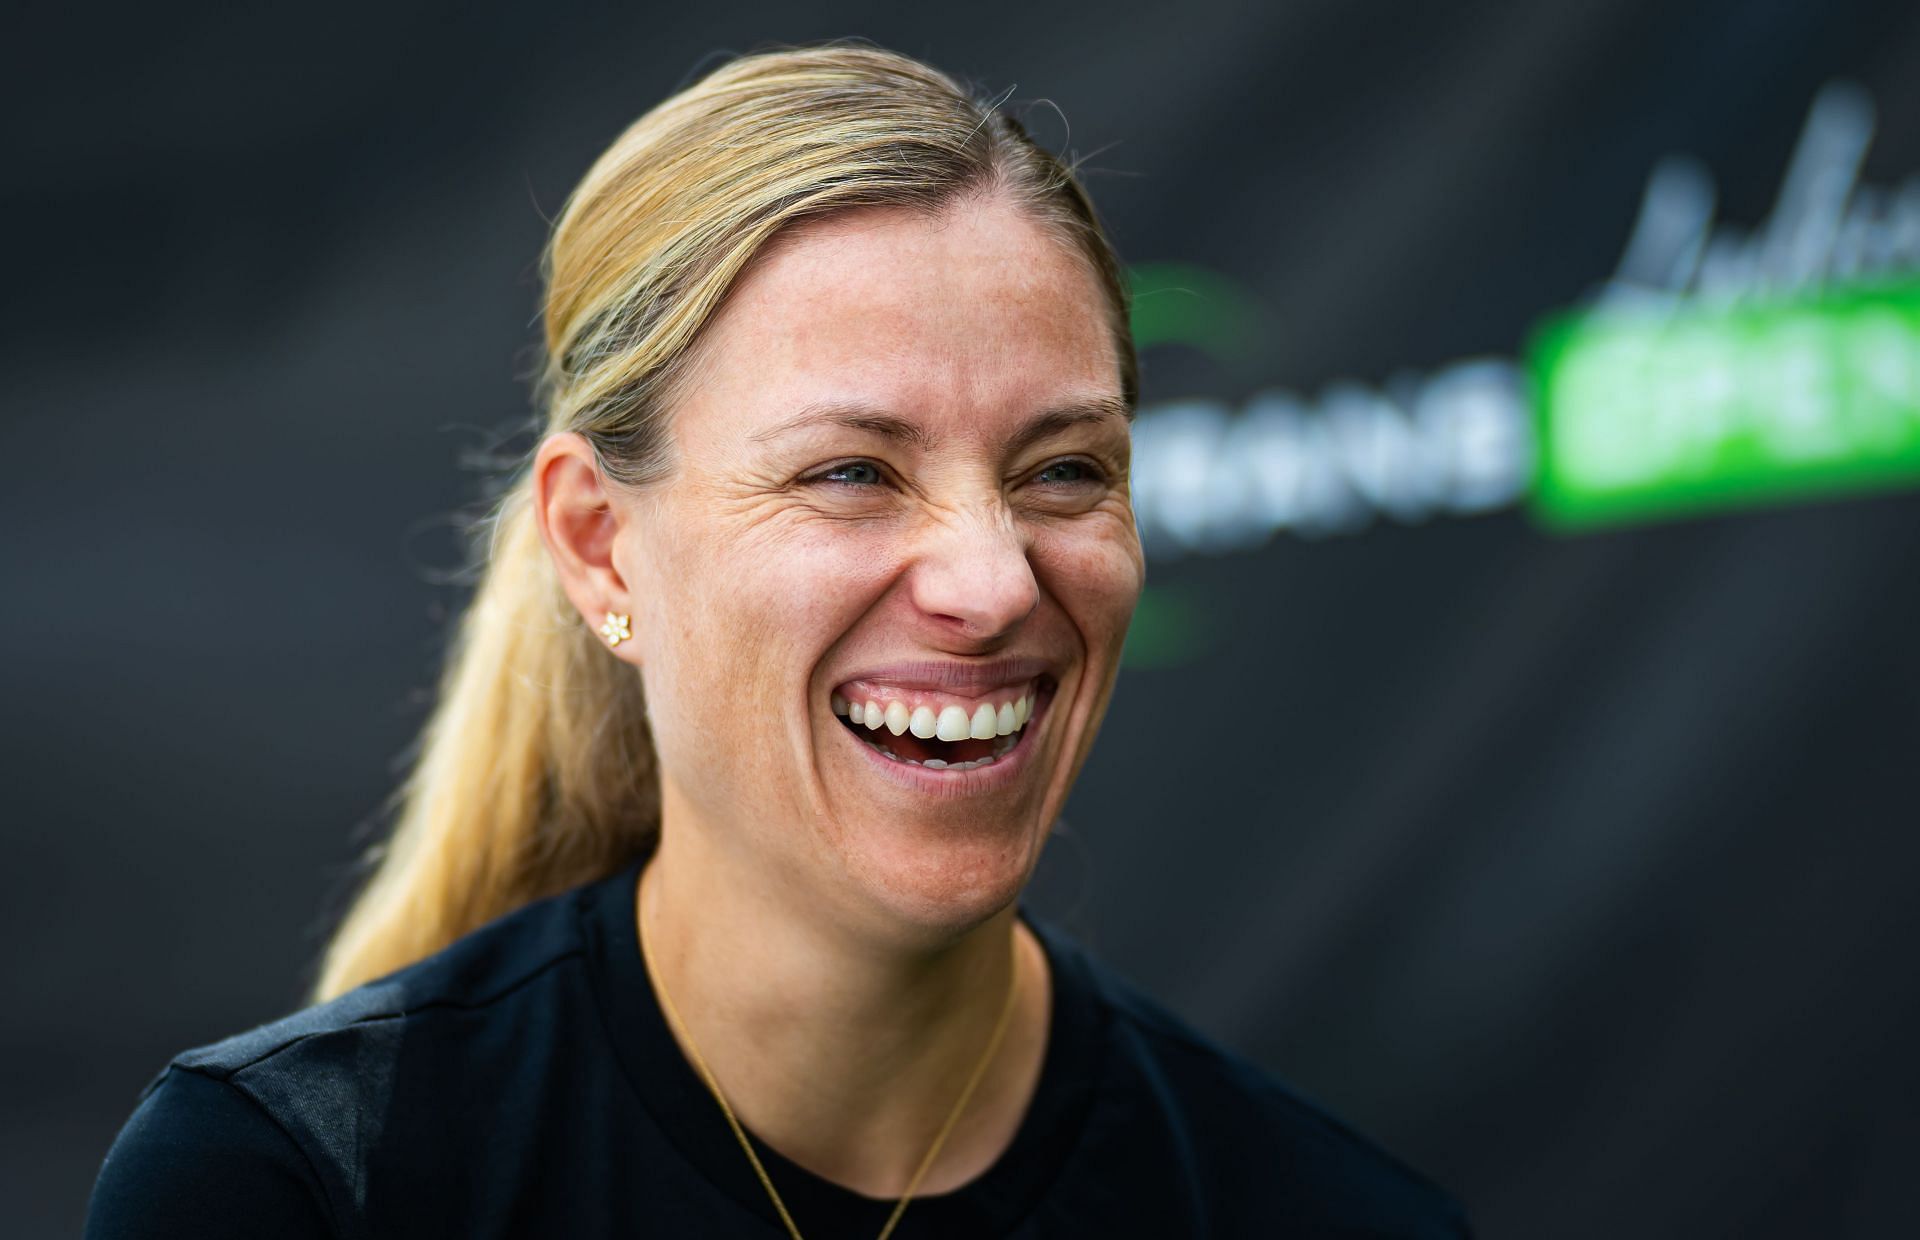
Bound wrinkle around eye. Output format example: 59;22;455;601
702;489;908;545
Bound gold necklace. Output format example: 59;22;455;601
639;876;1022;1240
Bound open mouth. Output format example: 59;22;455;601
830;678;1049;772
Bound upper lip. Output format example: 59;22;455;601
831;655;1060;697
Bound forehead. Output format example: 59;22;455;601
675;195;1121;447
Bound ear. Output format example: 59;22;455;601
532;432;642;663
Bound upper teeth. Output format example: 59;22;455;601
831;687;1036;738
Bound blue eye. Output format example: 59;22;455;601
819;460;883;487
1035;459;1098;485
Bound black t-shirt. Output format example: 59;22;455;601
86;858;1470;1237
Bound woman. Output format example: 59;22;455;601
87;43;1469;1238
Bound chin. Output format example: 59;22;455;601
828;813;1047;948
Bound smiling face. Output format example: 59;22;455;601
608;193;1143;940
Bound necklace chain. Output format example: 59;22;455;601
639;873;1022;1240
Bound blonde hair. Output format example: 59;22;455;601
311;41;1137;1002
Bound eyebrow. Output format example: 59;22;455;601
751;395;1133;453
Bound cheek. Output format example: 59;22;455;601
650;518;901;698
1030;520;1144;649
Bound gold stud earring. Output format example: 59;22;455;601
598;612;632;648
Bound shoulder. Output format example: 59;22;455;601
173;879;592;1086
89;880;602;1234
1045;925;1472;1237
87;1064;334;1238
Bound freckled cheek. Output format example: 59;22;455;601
686;530;903;694
1030;526;1145;651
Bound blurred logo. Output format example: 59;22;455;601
1129;83;1920;554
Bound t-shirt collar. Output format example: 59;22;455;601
580;855;1106;1236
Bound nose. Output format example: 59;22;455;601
907;502;1040;644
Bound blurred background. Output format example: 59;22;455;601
5;1;1918;1235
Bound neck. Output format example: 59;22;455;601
637;823;1051;1199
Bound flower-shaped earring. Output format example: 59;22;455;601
598;612;632;648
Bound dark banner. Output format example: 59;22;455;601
5;3;1917;1235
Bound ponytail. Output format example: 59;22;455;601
310;489;657;1001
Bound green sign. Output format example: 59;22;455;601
1527;279;1920;529
1127;262;1270;362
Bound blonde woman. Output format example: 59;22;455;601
87;43;1468;1239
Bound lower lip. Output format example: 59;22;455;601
836;688;1053;795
